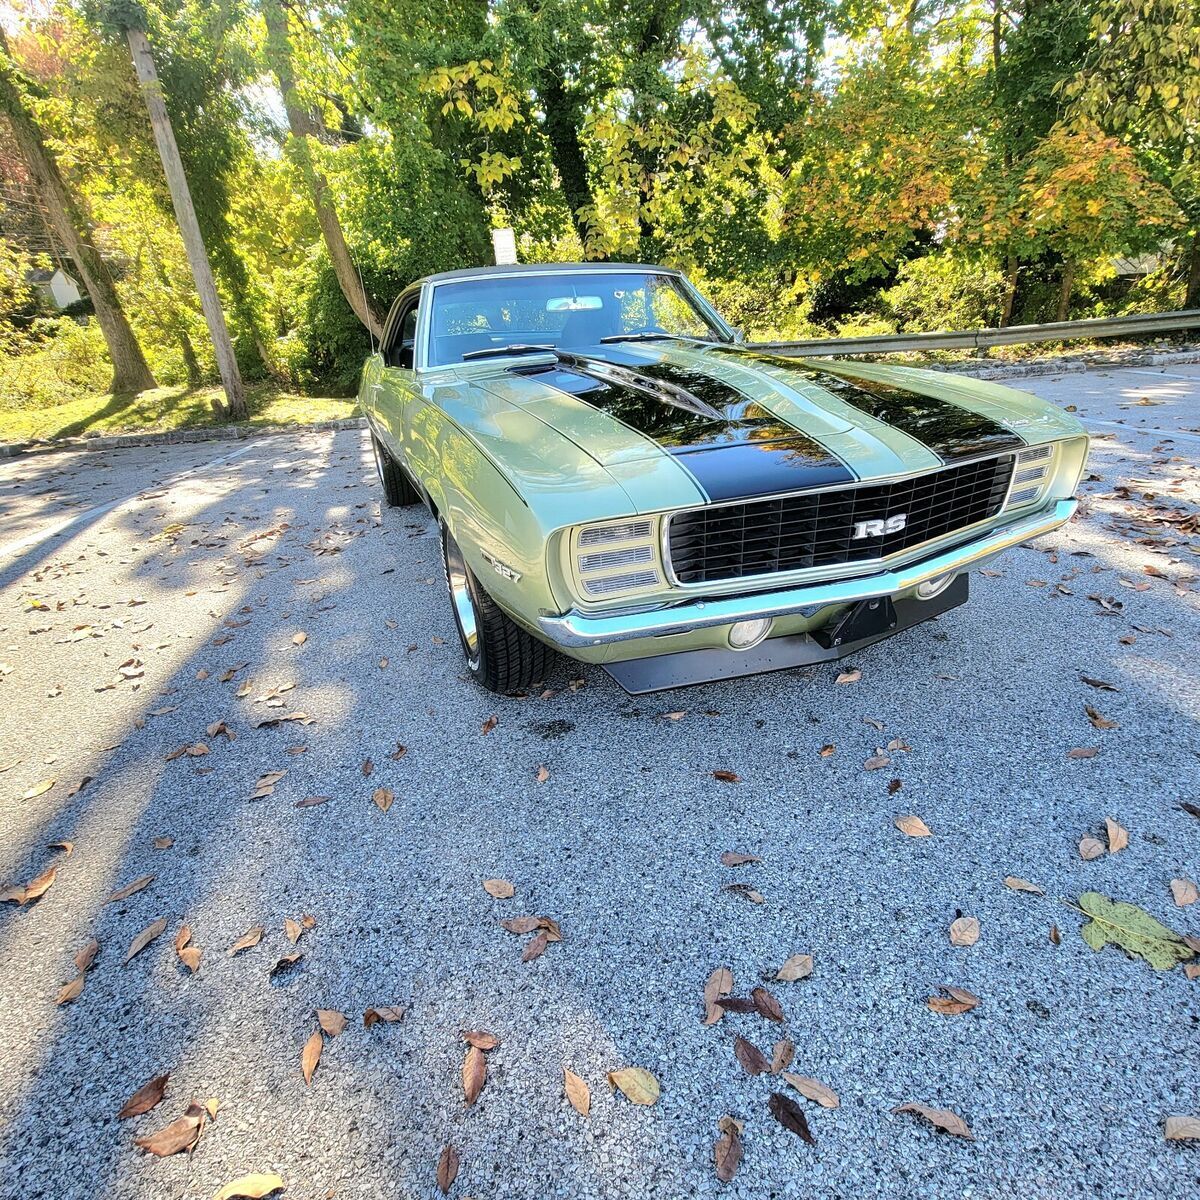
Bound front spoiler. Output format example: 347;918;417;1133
605;574;968;693
537;499;1076;648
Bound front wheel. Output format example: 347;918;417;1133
441;525;554;694
372;432;421;507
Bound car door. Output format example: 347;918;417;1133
372;290;421;468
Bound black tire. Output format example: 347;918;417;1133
441;525;554;694
372;432;421;507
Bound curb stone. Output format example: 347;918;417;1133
0;415;367;460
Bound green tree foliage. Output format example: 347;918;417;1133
0;0;1194;402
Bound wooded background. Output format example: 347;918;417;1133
1;0;1197;416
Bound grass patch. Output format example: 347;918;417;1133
0;382;359;444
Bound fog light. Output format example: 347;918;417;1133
916;573;955;600
729;618;772;650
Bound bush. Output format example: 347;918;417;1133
880;255;1006;332
0;316;112;409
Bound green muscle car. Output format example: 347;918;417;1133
360;263;1088;694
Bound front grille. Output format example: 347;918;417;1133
668;454;1016;585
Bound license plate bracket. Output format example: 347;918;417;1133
810;594;897;649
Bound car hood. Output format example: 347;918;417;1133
471;341;1083;505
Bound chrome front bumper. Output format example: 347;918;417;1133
538;499;1077;648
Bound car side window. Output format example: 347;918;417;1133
389;302;419;369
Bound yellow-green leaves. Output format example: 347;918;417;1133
607;1067;660;1105
1074;892;1195;971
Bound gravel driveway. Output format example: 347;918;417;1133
0;363;1198;1200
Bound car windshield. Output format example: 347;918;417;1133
427;271;725;366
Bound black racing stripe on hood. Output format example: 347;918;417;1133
708;348;1026;462
513;360;856;503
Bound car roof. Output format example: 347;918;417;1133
418;262;683;286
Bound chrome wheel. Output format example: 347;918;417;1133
442;532;480;668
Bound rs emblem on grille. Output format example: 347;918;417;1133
852;512;907;539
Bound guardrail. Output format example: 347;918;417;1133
749;308;1200;357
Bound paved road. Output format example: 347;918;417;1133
0;364;1197;1200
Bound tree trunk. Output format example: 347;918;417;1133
124;25;246;420
537;68;599;256
1186;230;1200;309
178;328;202;385
1055;259;1075;322
1000;253;1019;327
262;0;383;340
0;30;155;395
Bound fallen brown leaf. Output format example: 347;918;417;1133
1067;747;1098;760
712;770;740;783
1079;835;1105;861
301;1030;322;1085
119;1073;169;1118
108;874;154;903
892;1102;973;1139
768;1091;815;1143
1086;704;1118;730
927;986;981;1015
723;882;764;903
782;1073;839;1109
284;917;303;945
770;1038;795;1074
734;1035;770;1076
714;1114;744;1182
291;631;307;646
228;926;264;956
948;917;980;947
1003;876;1044;895
124;917;167;965
270;952;303;977
894;815;931;838
835;668;861;684
152;836;174;849
1170;878;1199;907
363;1006;406;1027
175;925;201;973
134;1102;206;1156
719;851;760;866
317;1009;347;1037
1106;817;1129;852
462;1030;500;1050
436;1144;459;1194
751;986;785;1022
21;864;58;905
372;787;394;813
564;1068;590;1116
482;878;515;899
775;954;813;982
864;754;891;771
1050;923;1061;945
535;764;550;783
1165;1116;1200;1141
522;931;549;961
56;975;85;1005
1080;675;1119;690
481;715;498;735
74;938;99;973
703;965;734;1024
462;1044;487;1105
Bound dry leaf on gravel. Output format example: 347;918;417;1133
712;770;740;783
124;918;167;965
175;926;201;973
719;851;760;866
317;1010;347;1037
1067;747;1098;760
249;770;287;799
291;632;307;646
108;874;154;903
21;779;55;800
771;1039;795;1074
56;974;85;1005
119;1074;169;1118
864;754;891;771
751;986;785;1022
1086;705;1118;730
782;1073;840;1109
301;1031;323;1085
153;836;174;849
733;1036;770;1077
269;952;303;977
948;917;980;947
1050;924;1061;945
703;966;734;1024
1080;675;1119;691
768;1092;815;1143
723;883;764;904
48;839;74;855
1079;835;1105;861
714;1114;744;1182
75;938;99;973
535;765;549;783
134;1102;208;1156
294;796;328;808
522;931;549;961
564;1068;590;1116
228;927;264;956
1165;1116;1200;1141
835;668;861;684
436;1145;459;1195
927;986;981;1015
363;1006;406;1027
212;1173;285;1200
462;1044;487;1105
894;815;931;838
1106;817;1129;852
372;787;393;813
462;1030;500;1050
1004;877;1044;895
481;715;498;735
607;1066;660;1105
7;864;58;906
1170;879;1198;907
775;954;813;982
482;879;515;899
892;1102;973;1139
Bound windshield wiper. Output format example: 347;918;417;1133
461;343;556;361
599;332;679;344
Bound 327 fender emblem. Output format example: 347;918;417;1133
852;513;907;539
